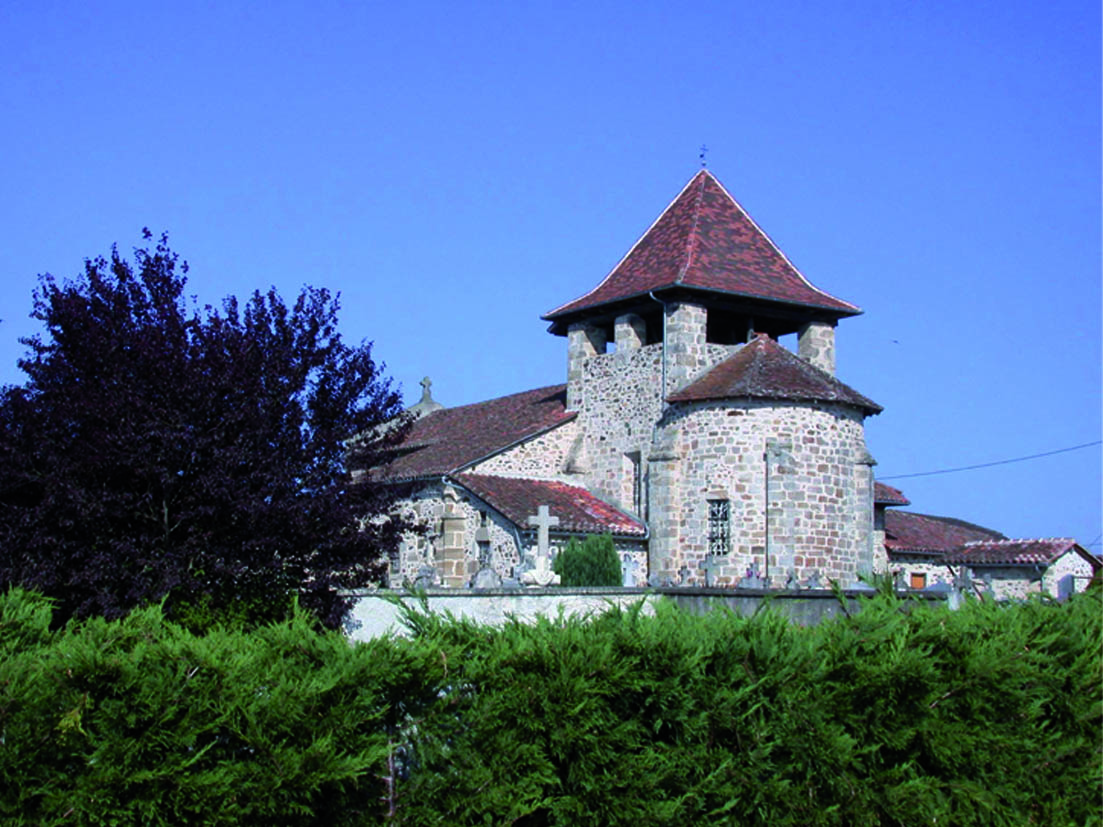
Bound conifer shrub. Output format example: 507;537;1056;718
1;586;1099;825
552;533;622;587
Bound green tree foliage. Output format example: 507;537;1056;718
0;233;411;628
1;587;1100;825
552;533;622;587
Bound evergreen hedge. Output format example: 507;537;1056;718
1;586;1099;825
552;533;622;587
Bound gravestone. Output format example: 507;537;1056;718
738;561;765;589
471;567;503;590
621;554;640;587
952;566;972;594
413;564;438;590
701;555;722;587
981;572;994;594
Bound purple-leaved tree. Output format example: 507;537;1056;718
0;231;410;628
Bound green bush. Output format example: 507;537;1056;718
1;586;1100;825
552;533;622;587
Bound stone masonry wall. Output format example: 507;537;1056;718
576;338;740;512
966;552;1096;600
887;555;953;590
651;400;873;588
1041;550;1096;597
467;418;581;480
664;302;745;392
391;481;648;586
391;482;521;586
577;342;664;509
971;567;1043;601
797;320;837;376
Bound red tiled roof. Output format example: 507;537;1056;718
458;473;646;537
544;170;860;322
942;538;1098;568
874;482;910;506
667;333;881;414
382;385;574;480
885;510;1005;556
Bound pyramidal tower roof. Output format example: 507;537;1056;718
544;170;860;329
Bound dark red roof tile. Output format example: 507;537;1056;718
667;333;881;413
942;538;1098;567
874;482;910;506
885;510;1005;555
458;473;646;537
383;385;574;479
544;170;860;322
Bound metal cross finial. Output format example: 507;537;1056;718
699;144;708;168
420;376;432;402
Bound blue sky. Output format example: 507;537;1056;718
1;0;1099;549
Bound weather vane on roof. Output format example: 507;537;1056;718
699;144;708;168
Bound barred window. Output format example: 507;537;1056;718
707;499;730;556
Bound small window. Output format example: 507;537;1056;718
708;499;730;556
909;572;927;590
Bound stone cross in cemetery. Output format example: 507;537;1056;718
701;555;722;587
621;554;640;587
521;504;560;586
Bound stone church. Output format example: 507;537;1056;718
380;170;1098;596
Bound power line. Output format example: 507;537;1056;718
879;440;1101;481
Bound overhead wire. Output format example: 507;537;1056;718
878;440;1101;481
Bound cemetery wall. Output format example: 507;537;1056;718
343;586;947;640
